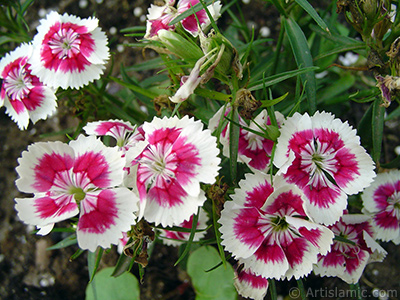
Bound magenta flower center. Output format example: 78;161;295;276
300;139;338;184
332;223;358;253
140;143;177;186
48;27;81;60
387;192;400;218
3;64;33;101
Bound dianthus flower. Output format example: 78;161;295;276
313;213;386;284
219;172;334;280
144;0;221;39
209;105;283;173
234;267;269;300
29;11;109;89
83;119;144;153
362;169;400;244
125;115;220;227
274;111;375;225
14;135;138;251
159;209;208;246
0;43;57;130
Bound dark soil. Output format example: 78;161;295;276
0;1;400;300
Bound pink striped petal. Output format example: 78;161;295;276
314;213;387;284
274;111;375;225
29;11;109;89
15;193;79;231
144;3;176;39
362;170;400;243
220;173;334;280
127;115;220;226
177;0;222;37
234;268;269;300
69;135;126;188
0;44;57;130
15;141;75;194
77;188;139;251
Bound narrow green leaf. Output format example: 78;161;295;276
174;208;200;266
317;73;355;105
294;0;330;32
229;107;240;184
260;92;289;107
381;155;400;169
110;76;158;99
46;234;77;250
284;17;317;114
88;248;104;283
111;253;135;278
248;66;319;92
372;97;385;165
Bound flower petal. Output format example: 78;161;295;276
15;193;79;230
29;11;109;89
77;188;138;251
15;141;75;193
234;268;269;300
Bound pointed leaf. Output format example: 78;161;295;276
284;17;317;114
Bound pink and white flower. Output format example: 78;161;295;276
209;105;283;173
158;209;208;246
83;119;144;153
144;0;222;39
29;11;110;89
234;267;269;300
313;213;387;284
176;0;222;37
14;135;139;251
219;172;334;280
125;115;220;227
0;43;57;130
274;111;376;225
362;170;400;244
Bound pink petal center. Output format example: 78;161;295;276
42;22;95;72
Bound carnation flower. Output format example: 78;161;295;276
83;119;144;153
14;135;138;251
234;267;269;300
125;115;220;227
362;169;400;244
29;11;109;89
158;209;208;246
209;105;283;173
219;172;334;280
144;0;221;39
313;213;386;284
274;111;376;225
0;43;57;130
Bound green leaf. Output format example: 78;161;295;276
372;97;385;165
381;155;400;169
317;73;355;105
248;66;319;92
229;107;240;184
284;17;317;114
260;92;289;107
88;248;104;282
294;0;330;33
86;267;140;300
46;234;77;250
187;246;237;300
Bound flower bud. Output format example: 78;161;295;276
200;30;243;79
157;29;203;61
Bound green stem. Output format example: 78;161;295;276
297;278;307;300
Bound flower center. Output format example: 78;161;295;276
69;186;86;202
140;143;177;186
387;192;400;219
3;64;32;101
48;27;81;59
301;138;338;186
